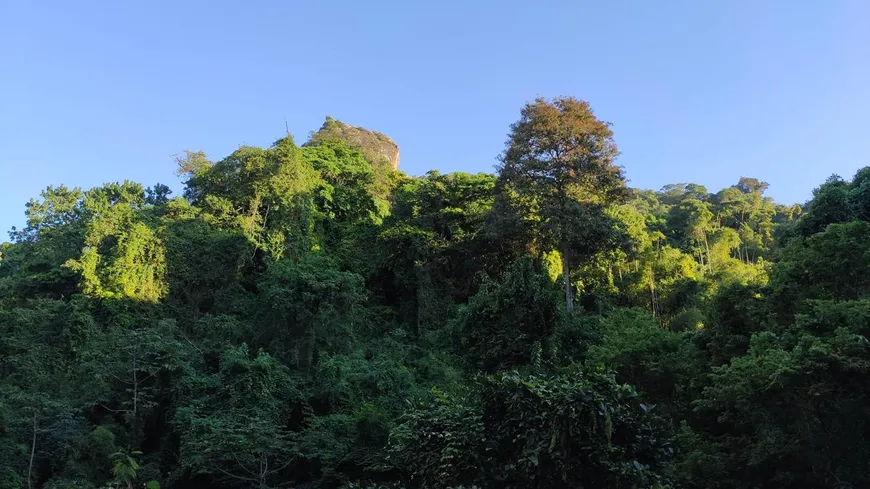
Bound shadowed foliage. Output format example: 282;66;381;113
3;99;869;489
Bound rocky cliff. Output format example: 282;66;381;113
305;116;400;170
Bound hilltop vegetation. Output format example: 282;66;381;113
2;97;869;489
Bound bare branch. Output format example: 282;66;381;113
230;450;258;478
272;457;294;473
139;370;158;383
106;369;134;384
216;467;257;482
96;402;130;414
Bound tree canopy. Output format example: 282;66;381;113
2;96;868;489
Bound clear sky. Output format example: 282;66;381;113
2;0;869;234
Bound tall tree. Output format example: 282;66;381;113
497;97;627;313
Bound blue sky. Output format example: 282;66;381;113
2;0;869;234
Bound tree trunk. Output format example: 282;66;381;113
649;266;659;318
416;289;423;338
562;246;573;315
308;327;317;371
260;452;267;489
132;357;138;416
704;234;712;273
28;415;36;489
414;262;426;338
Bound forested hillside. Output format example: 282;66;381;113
2;97;869;489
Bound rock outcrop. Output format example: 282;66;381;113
305;117;400;170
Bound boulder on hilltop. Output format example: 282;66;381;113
305;116;399;171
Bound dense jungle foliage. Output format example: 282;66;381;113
2;97;869;489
